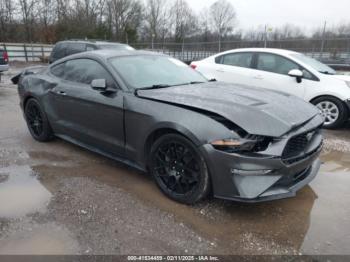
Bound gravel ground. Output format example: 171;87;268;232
1;64;350;256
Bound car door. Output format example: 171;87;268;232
48;58;125;157
208;52;256;85
251;53;318;99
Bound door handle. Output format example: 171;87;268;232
57;91;66;96
216;68;225;73
50;89;66;96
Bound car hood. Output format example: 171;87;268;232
331;74;350;82
137;82;320;137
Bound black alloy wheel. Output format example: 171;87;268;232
150;134;210;204
24;98;53;142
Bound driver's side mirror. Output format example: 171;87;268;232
288;69;303;83
91;79;106;91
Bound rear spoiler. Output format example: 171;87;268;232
11;65;47;85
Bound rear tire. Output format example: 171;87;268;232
149;134;210;204
24;98;54;142
312;96;347;129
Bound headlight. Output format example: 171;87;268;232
210;135;272;153
211;138;257;152
346;81;350;88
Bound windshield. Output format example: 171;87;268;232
109;55;207;89
291;53;336;75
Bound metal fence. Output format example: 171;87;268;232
1;43;53;62
132;38;350;65
2;38;350;66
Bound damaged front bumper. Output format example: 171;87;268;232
200;123;323;203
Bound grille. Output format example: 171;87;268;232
283;143;322;165
283;133;309;159
282;129;319;163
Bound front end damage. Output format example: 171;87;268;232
201;115;324;202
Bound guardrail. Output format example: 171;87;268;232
1;43;53;62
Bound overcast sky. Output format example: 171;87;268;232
186;0;350;33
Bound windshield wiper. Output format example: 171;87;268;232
189;81;206;84
319;71;335;75
135;84;171;94
135;81;207;95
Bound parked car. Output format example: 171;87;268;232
49;40;135;64
12;50;323;204
0;48;9;72
191;48;350;128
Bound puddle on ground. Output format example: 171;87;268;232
0;165;52;218
16;140;350;254
0;222;79;255
300;151;350;254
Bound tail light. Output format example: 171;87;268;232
3;51;9;62
190;63;197;69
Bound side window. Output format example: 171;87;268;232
52;43;67;59
217;53;253;68
215;55;223;64
64;59;116;88
66;43;86;56
256;53;299;75
301;69;314;80
50;63;65;78
86;45;96;51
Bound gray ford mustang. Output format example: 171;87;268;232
13;50;324;204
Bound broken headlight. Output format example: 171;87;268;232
210;135;272;153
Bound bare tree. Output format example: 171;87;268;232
272;24;305;40
170;0;197;43
37;0;57;42
109;0;143;42
210;0;236;51
19;0;39;42
0;0;17;41
198;7;212;42
143;0;168;42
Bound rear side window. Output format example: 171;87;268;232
64;59;115;87
256;53;299;75
66;43;86;56
50;63;65;78
51;43;67;59
86;45;97;51
216;52;253;68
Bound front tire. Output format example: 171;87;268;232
312;96;347;129
24;98;54;142
149;134;211;204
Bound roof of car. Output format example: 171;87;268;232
219;48;300;56
57;40;128;46
52;49;166;65
90;49;166;59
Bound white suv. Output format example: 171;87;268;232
191;48;350;128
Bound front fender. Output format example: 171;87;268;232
124;94;236;169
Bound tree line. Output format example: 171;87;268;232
1;0;350;45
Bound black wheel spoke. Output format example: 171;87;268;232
26;103;44;137
152;139;201;195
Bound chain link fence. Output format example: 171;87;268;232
132;38;350;66
2;38;350;68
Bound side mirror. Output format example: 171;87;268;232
288;69;303;83
91;79;106;91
